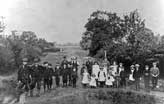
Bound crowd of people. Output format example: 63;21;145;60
17;56;160;98
81;58;160;92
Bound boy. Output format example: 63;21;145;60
143;65;150;92
54;64;61;87
150;62;160;89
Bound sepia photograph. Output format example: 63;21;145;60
0;0;164;104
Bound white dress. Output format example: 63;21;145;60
110;65;118;76
98;70;106;82
92;65;100;79
103;67;108;75
129;69;135;81
105;74;113;86
82;72;90;84
89;76;97;87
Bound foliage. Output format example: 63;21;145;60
81;10;159;64
0;29;55;74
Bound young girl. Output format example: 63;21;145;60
92;61;100;86
89;74;97;88
81;68;90;88
98;67;106;88
106;69;115;87
105;73;113;88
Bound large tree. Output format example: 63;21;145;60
81;10;158;64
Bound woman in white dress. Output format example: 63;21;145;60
110;61;118;77
92;61;100;86
81;68;90;88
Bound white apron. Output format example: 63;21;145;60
92;65;100;79
82;72;90;84
89;77;97;87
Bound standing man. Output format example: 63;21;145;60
150;62;160;89
133;64;141;91
47;63;54;90
43;62;49;92
86;58;93;76
17;58;30;97
120;67;127;88
68;62;73;86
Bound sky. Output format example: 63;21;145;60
0;0;164;43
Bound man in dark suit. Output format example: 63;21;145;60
133;64;141;91
86;58;93;76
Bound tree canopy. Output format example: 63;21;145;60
81;10;161;64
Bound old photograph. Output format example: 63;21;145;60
0;0;164;104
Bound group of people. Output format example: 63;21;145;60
80;58;160;92
17;56;160;98
17;56;80;97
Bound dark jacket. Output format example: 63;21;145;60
54;67;61;77
18;65;30;82
120;70;127;79
133;69;141;79
143;70;150;78
61;67;68;76
86;61;92;71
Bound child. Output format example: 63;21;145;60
105;73;113;88
150;62;160;89
120;67;127;87
98;67;106;88
61;64;68;87
92;61;100;86
89;74;97;88
54;64;61;87
72;67;78;88
81;68;90;88
143;65;150;92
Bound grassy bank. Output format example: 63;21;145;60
33;88;156;104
